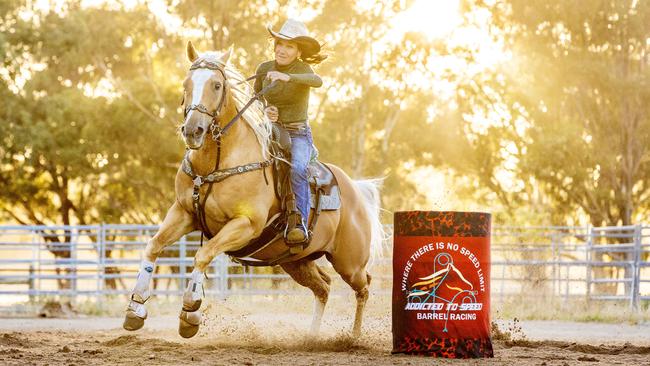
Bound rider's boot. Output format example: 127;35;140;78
178;269;204;338
123;260;155;331
285;210;307;243
285;210;309;253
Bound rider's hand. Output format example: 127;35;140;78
266;71;290;82
265;106;279;122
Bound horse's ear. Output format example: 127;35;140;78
186;41;199;62
219;44;233;64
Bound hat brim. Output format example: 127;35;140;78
266;25;321;56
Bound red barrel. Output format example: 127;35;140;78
392;211;493;358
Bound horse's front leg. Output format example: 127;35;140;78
178;215;259;338
123;201;194;331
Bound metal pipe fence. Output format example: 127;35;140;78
0;224;648;309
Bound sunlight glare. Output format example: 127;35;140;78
390;0;461;42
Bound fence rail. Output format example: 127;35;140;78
0;224;648;309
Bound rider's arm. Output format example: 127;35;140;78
289;73;322;87
254;66;263;94
288;64;322;88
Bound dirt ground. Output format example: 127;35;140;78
1;297;649;365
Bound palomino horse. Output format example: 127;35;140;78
123;42;383;338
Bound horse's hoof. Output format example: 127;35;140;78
178;310;201;338
123;311;146;331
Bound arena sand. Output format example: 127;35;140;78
1;294;649;365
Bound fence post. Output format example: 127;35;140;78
36;227;42;298
71;227;78;300
631;224;642;310
28;264;35;303
586;226;593;302
97;224;105;306
551;232;558;298
30;228;38;301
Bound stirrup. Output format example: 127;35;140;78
285;225;308;244
284;226;309;245
284;212;309;247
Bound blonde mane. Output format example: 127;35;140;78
199;52;272;159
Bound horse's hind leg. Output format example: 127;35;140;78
328;227;372;337
350;271;371;337
331;260;372;337
281;260;331;335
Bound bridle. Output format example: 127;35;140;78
183;59;229;141
183;58;278;143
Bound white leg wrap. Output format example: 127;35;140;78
191;268;204;285
184;269;204;304
127;299;148;318
132;260;155;303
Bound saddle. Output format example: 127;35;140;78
223;124;340;266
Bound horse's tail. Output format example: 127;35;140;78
353;178;386;264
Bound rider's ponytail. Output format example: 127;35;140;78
299;41;328;65
300;52;328;65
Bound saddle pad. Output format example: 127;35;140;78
308;162;340;211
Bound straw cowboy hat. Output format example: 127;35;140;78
267;19;321;56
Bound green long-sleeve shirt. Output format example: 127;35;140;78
254;59;322;125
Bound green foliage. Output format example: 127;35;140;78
0;2;184;227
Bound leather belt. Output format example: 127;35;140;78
281;120;309;131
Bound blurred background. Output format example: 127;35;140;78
0;0;648;321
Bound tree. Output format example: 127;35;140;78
436;0;650;227
0;1;186;288
434;0;650;294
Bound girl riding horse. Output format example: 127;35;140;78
255;19;327;245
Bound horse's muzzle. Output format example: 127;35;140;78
182;124;207;149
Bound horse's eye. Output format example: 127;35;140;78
215;82;222;90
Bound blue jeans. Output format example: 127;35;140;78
289;126;313;227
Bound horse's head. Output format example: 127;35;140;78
180;41;232;149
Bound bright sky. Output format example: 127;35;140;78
390;0;461;41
